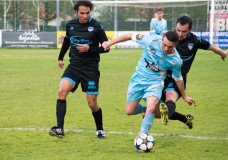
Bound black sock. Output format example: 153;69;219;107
56;99;66;129
166;100;176;118
169;112;187;123
92;108;103;131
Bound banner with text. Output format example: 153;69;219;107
208;0;228;31
2;31;56;48
193;31;228;48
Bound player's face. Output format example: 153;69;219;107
176;23;191;41
76;6;91;24
161;36;177;54
155;11;164;20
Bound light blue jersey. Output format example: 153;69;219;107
127;33;182;101
150;18;167;35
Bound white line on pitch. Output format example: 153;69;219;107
0;127;227;140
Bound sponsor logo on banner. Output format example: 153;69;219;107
2;31;56;48
19;31;40;42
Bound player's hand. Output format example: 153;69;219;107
183;96;196;106
221;50;228;61
76;44;89;53
102;41;110;50
58;60;64;69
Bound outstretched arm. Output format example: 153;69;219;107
209;45;228;61
175;79;196;106
102;33;133;49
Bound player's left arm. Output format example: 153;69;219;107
150;19;155;31
209;45;228;61
172;60;195;106
197;36;227;61
77;24;110;54
174;79;195;106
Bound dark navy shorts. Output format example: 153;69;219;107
161;75;186;102
61;64;100;95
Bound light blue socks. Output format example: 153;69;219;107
134;104;147;115
140;113;154;134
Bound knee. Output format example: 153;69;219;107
87;100;96;108
146;106;155;114
87;100;99;111
166;100;176;108
58;88;68;99
125;110;134;116
125;106;135;115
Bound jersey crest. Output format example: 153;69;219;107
88;26;94;32
150;48;156;54
188;43;194;50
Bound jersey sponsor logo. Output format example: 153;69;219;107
136;34;144;40
70;36;92;46
188;43;194;50
144;58;162;72
88;81;96;89
70;27;74;30
88;26;94;32
150;48;156;54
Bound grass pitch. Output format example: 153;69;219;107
0;48;227;160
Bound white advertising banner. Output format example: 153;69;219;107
2;31;56;48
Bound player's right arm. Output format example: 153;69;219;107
102;33;133;49
58;36;70;69
102;33;151;50
209;45;228;61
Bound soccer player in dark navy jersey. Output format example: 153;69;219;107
160;16;228;128
49;0;109;139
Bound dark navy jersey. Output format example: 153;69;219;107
58;17;108;66
176;32;210;76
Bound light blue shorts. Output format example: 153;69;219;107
127;73;164;102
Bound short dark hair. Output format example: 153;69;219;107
176;15;192;30
73;0;93;11
163;30;178;43
155;8;164;13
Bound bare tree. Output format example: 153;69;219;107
3;0;12;30
33;0;40;31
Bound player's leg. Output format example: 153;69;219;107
81;68;105;138
126;74;146;116
139;82;163;134
126;99;141;115
86;94;105;138
140;96;159;134
165;90;194;129
49;79;75;138
134;103;147;115
165;90;179;118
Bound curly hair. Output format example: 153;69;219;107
73;0;94;11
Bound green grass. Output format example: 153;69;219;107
0;48;227;160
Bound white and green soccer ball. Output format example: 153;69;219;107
134;133;155;153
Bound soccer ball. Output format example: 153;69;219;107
134;133;155;153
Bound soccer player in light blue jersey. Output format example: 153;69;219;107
150;8;167;35
102;31;195;135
